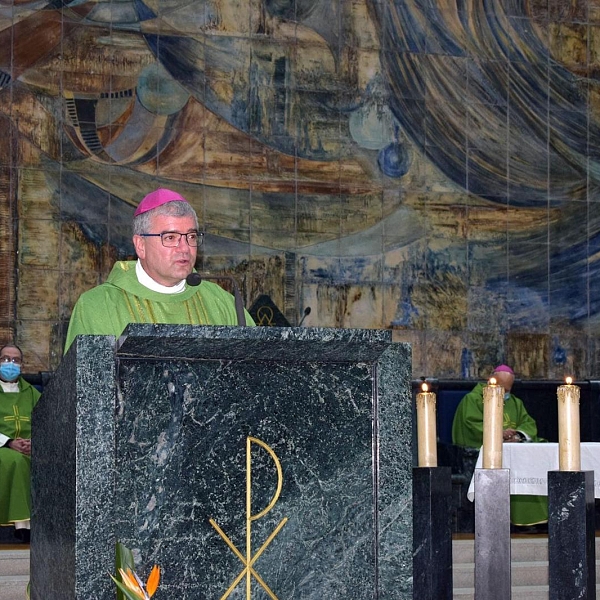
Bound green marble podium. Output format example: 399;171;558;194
30;325;412;599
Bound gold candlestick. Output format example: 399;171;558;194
558;376;581;471
416;383;437;467
482;377;504;469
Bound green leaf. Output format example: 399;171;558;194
116;542;135;572
115;542;136;600
109;573;143;600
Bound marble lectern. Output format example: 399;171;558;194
30;325;412;599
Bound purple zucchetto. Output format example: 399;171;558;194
493;364;514;375
134;188;189;217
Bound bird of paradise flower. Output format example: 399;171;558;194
110;542;161;600
111;565;161;600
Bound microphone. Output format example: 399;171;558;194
298;306;311;327
186;273;202;286
186;273;247;326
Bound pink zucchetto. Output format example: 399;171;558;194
493;364;514;375
134;188;189;217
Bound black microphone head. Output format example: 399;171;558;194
298;306;312;326
186;272;202;286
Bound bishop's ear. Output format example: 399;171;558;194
132;235;146;259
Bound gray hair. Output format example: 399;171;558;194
0;344;23;360
132;201;199;235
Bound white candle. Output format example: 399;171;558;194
558;376;581;471
416;383;437;467
482;377;504;469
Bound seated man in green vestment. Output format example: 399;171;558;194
0;344;41;542
452;364;548;529
65;188;255;353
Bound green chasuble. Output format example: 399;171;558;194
0;378;41;525
452;382;548;526
65;261;255;352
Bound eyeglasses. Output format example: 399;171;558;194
139;231;204;248
0;356;22;365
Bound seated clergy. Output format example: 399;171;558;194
0;344;40;541
452;364;548;528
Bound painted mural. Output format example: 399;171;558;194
0;0;597;379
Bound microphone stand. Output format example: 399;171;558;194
186;273;247;326
298;306;311;326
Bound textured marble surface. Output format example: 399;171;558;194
548;470;596;599
474;469;511;600
413;467;452;600
30;326;412;599
31;336;117;600
116;323;395;362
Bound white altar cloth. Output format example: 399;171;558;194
467;442;600;501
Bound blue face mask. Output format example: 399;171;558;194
0;362;20;382
503;392;511;401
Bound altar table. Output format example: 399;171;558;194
467;442;600;501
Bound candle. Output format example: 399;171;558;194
482;377;504;468
416;383;437;467
557;376;581;471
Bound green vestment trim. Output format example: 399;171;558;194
65;261;255;352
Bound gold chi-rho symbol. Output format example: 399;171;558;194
209;437;288;599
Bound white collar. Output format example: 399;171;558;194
0;380;19;393
135;259;187;294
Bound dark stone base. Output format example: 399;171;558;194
548;470;596;600
413;466;452;600
0;525;23;545
474;468;511;600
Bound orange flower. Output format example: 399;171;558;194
118;568;145;599
146;565;161;597
118;566;161;600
